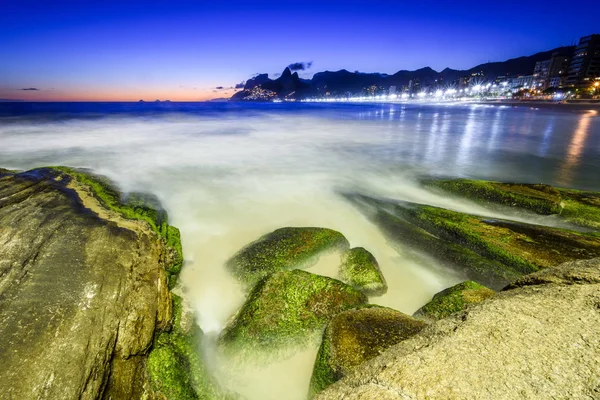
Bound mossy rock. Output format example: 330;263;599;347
309;306;425;397
225;227;350;287
51;167;183;287
344;193;600;290
218;270;367;359
147;295;236;400
339;247;387;296
424;178;600;230
414;281;495;321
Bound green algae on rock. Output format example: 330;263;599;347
148;295;236;400
339;247;387;296
52;166;184;287
225;227;350;287
0;167;181;398
219;270;367;359
309;306;425;397
344;193;600;290
424;178;600;230
413;281;495;321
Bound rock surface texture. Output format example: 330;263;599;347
315;258;600;400
0;168;184;399
309;306;424;397
413;280;494;321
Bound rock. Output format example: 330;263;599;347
0;167;224;399
338;247;387;296
423;178;600;230
218;270;367;359
504;257;600;289
148;294;236;400
225;227;350;287
413;281;494;321
315;259;600;399
309;306;425;398
344;193;600;289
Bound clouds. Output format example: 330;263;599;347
235;82;245;89
20;88;39;91
287;61;313;71
215;86;224;90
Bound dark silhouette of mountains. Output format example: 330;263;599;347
231;46;574;100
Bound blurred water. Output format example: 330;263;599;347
1;101;599;399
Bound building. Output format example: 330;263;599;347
509;75;535;90
388;86;397;95
567;34;600;87
533;51;573;90
533;59;552;89
548;76;568;89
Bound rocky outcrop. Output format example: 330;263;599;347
413;280;494;321
218;270;367;360
309;306;424;398
225;227;350;287
315;258;600;399
423;178;600;230
0;167;220;399
338;247;387;296
345;193;600;289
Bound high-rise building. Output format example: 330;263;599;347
533;51;573;89
533;59;552;89
567;34;600;87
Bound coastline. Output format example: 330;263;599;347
473;99;600;111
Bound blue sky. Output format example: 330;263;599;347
1;0;597;100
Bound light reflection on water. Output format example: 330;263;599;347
0;102;599;400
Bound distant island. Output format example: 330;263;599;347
231;34;600;102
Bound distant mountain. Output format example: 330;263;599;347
232;67;313;100
231;46;575;101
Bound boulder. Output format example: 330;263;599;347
423;178;600;230
309;306;425;397
225;227;350;287
218;270;367;359
315;259;600;399
413;281;494;321
338;247;387;296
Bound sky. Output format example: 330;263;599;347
1;0;598;101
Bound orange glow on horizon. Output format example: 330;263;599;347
0;87;237;102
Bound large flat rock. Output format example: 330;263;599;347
315;258;600;399
0;168;173;399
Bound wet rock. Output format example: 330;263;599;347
413;281;494;321
309;306;424;397
225;227;350;287
424;178;600;230
0;167;226;400
218;270;367;360
148;295;237;400
0;167;176;398
345;193;600;289
316;258;600;399
338;247;387;296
